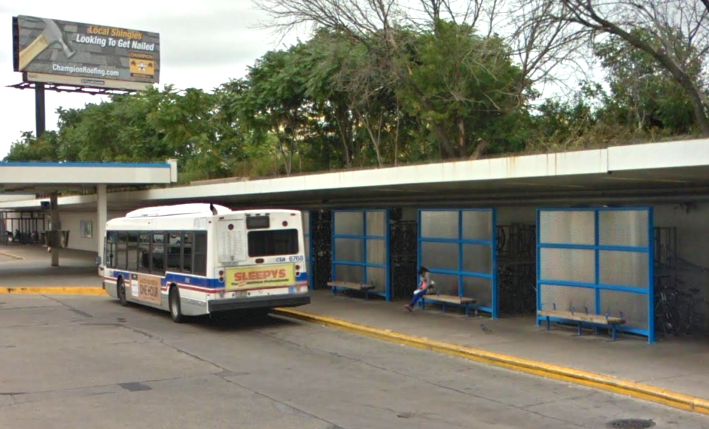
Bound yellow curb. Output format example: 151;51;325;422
0;287;108;296
273;307;709;416
0;251;24;260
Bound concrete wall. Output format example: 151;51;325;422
654;203;709;270
400;207;417;221
496;206;536;225
0;195;35;202
654;203;709;328
59;211;126;253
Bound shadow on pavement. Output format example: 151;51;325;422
107;299;298;332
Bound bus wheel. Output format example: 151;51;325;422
117;277;128;306
169;286;185;323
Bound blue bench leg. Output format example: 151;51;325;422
612;325;617;341
546;317;551;330
332;287;337;296
442;303;447;313
465;305;470;317
594;326;599;335
577;322;583;336
365;290;369;300
420;298;425;310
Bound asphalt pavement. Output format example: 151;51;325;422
0;294;707;429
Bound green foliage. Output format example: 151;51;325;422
4;20;700;177
593;31;698;134
402;20;528;158
3;131;60;162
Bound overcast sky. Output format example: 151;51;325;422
0;0;303;159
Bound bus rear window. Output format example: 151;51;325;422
248;229;298;257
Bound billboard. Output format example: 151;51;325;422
13;15;160;91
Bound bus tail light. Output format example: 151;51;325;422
256;258;264;264
282;221;288;227
295;265;301;270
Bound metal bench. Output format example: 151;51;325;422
538;304;626;341
327;281;375;299
420;294;478;317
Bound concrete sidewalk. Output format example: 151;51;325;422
300;290;709;400
0;245;99;287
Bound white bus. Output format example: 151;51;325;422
100;203;310;322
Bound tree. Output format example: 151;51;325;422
541;0;709;135
253;0;447;157
402;20;528;158
255;0;534;158
320;31;399;166
3;131;60;162
236;50;312;175
5;87;243;183
594;32;696;134
295;30;362;168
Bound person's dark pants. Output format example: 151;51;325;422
408;291;424;308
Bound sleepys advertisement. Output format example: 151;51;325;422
226;265;295;290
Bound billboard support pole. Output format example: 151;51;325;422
35;82;45;138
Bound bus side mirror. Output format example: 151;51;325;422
95;256;102;266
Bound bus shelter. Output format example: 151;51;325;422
331;210;392;300
536;207;654;342
418;209;498;318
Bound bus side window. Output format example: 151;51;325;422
182;233;193;273
116;232;128;270
194;232;207;276
151;232;165;274
105;231;117;268
139;233;150;272
127;232;139;271
167;233;181;272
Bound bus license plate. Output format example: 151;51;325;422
246;287;289;297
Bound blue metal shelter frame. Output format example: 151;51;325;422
536;207;655;343
417;209;498;318
331;210;391;301
302;211;315;290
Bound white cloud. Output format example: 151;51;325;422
0;0;303;158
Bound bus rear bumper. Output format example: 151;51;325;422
208;293;310;313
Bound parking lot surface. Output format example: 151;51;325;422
0;294;707;428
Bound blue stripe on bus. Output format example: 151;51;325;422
109;270;308;288
109;270;220;288
164;273;222;288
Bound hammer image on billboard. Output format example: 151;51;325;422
13;15;160;91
